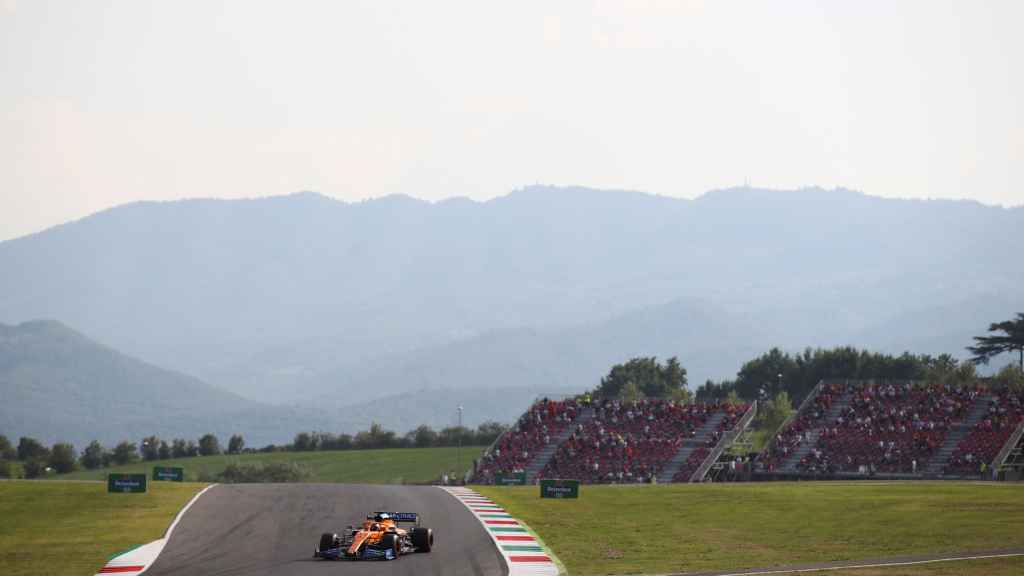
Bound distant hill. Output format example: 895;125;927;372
0;320;340;447
1;186;1021;418
307;299;768;410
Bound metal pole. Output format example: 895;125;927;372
457;405;464;483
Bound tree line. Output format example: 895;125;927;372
288;421;507;452
694;347;1024;408
0;420;508;478
0;432;243;478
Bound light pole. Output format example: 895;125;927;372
457;405;464;484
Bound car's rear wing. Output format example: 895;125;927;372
375;512;419;523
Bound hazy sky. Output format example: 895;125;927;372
2;1;1022;241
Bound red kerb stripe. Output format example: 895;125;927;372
484;519;519;525
496;535;535;541
98;567;146;574
509;555;552;562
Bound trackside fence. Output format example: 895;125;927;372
690;400;757;483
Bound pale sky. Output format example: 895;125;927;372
2;1;1022;241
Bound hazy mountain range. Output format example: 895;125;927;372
1;186;1020;445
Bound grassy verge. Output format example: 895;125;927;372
477;482;1024;576
0;480;204;576
793;556;1024;575
60;445;485;484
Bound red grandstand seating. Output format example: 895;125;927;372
539;399;749;484
797;383;979;474
474;397;581;483
945;389;1024;476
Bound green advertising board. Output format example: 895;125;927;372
153;466;185;482
540;478;579;499
108;473;148;493
495;472;527;485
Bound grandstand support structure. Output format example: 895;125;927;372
753;380;824;469
523;406;595;484
923;394;993;477
993;419;1024;479
689;401;757;483
655;412;727;483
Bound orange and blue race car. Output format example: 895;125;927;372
314;511;434;561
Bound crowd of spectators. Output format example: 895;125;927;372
759;382;846;472
540;399;750;484
474;397;581;483
540;398;706;483
945;388;1024;476
797;383;980;475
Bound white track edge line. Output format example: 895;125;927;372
162;483;218;541
134;483;218;575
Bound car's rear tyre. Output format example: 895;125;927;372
411;527;433;552
318;533;337;553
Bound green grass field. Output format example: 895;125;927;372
793;556;1024;576
59;445;485;484
0;480;205;576
478;481;1024;576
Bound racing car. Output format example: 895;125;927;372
314;511;434;560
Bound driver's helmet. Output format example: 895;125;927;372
371;523;381;531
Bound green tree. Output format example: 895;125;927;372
994;364;1024;391
140;436;161;461
735;348;797;400
696;380;736;401
22;459;47;478
171;438;188;458
596;356;689;398
664;356;688;391
228;434;245;454
80;441;107;470
725;390;742;406
474;421;508;445
112;441;138;465
198;434;221;456
17;437;49;462
619;381;645;403
185;440;199;457
0;434;16;460
158;440;171;460
48;442;77;474
292;432;317;452
437;426;473;447
410;425;438;448
968;313;1024;369
759;391;794;434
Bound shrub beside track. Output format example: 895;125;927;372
478;481;1024;576
59;445;485;483
0;480;204;576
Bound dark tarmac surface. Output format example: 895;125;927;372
146;484;507;576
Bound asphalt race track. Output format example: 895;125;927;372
145;484;508;576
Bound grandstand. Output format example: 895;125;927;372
473;397;755;484
756;380;1024;480
472;381;1023;485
